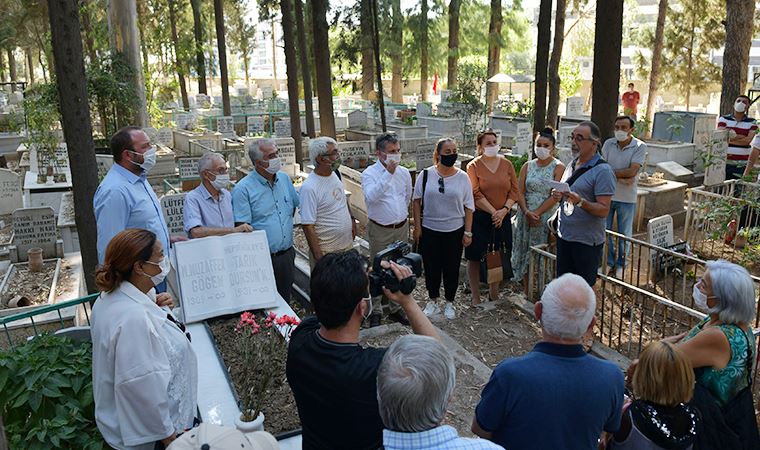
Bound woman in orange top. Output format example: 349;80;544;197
465;129;519;304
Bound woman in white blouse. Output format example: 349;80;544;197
91;229;197;450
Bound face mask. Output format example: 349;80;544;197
440;153;457;167
483;145;499;157
265;157;282;174
692;284;709;311
130;147;157;173
735;101;747;113
615;130;630;142
325;154;342;171
535;146;551;160
361;296;372;320
144;257;171;287
385;153;401;164
210;173;230;190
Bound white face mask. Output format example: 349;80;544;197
692;284;709;311
385;153;401;164
130;147;157;173
614;130;630;142
144;257;171;287
535;146;551;160
735;101;747;113
210;173;230;190
483;145;500;157
265;157;282;174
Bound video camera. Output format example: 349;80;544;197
368;241;423;297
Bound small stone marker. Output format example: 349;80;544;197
0;169;22;215
178;157;202;181
348;110;368;129
195;94;211;108
160;193;187;237
647;215;674;248
416;102;432;118
10;207;61;262
416;142;436;171
217;116;236;138
155;128;174;147
173;231;279;323
247;116;265;135
513;122;533;156
656;161;693;183
274;119;291;138
703;129;728;186
385;108;397;123
337;141;372;170
262;86;274;99
566;97;584;117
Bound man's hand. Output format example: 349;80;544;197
234;224;253;233
550;189;563;201
563;191;582;205
170;236;188;244
156;293;175;308
381;261;414;307
385;158;399;174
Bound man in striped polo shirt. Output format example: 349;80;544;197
717;94;758;179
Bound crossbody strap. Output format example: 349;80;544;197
420;168;429;218
566;157;608;187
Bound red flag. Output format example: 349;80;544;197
432;72;439;95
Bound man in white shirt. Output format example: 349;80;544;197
362;133;413;327
300;137;356;269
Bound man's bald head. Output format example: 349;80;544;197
538;274;596;341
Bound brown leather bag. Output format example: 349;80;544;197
483;245;504;284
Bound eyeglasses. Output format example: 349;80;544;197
438;176;445;194
571;134;595;143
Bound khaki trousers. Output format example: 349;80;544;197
367;220;409;315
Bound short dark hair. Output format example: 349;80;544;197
376;133;399;152
578;121;601;142
627;83;634;87
110;126;142;162
615;115;635;129
737;94;751;103
310;250;369;329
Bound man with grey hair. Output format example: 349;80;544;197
184;152;252;238
232;138;300;300
378;335;503;450
300;136;355;269
472;273;624;450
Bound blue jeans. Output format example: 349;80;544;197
606;201;636;268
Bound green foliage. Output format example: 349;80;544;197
87;53;140;139
23;83;60;156
448;56;488;144
0;334;103;450
494;98;534;121
558;60;582;99
633;116;651;139
506;153;529;175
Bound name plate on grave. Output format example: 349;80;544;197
566;97;584;117
513;122;532;156
217;116;235;137
173;231;279;323
155;128;174;147
95;155;113;180
12;207;58;260
160;193;186;236
247;116;265;135
275;138;296;166
348;110;368;129
274;120;291;138
416;142;436;171
337;141;372;169
703;129;728;187
178;157;202;181
647;215;674;248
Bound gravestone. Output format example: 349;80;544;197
155;128;174;147
262;86;274;99
247;116;265;135
173;231;279;323
0;169;22;215
656;161;693;183
236;86;249;97
647;215;674;248
274;119;291;138
416;142;436;171
95;155;113;180
566;97;584;117
143;127;158;142
9;207;63;262
703;129;728;186
217;116;236;138
31;144;70;174
178;157;202;181
348;110;368;129
385;108;397;123
440;90;451;104
274;138;297;175
195;94;211;108
513;122;533;155
416;102;432;118
337;141;372;170
160;193;187;237
558;126;575;148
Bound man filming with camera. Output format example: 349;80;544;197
286;249;438;450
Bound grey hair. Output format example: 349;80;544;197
540;273;596;340
309;136;338;165
197;152;224;173
248;138;276;163
578;121;601;141
376;335;455;432
376;133;399;152
705;260;757;324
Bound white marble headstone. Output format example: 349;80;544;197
337;141;372;170
160;193;187;237
566;97;584;117
274;120;292;138
703;129;728;186
217;116;236;138
95;155;114;180
247;116;265;135
416;142;436;171
155;128;174;147
513;122;533;156
348;110;368;129
0;169;22;215
416;103;432;118
12;207;58;261
647;215;674;248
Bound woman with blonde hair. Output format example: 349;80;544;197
91;229;197;449
609;341;699;449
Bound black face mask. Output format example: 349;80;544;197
440;153;457;167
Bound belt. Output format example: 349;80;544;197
271;246;293;257
370;218;408;229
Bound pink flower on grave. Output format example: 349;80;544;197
237;311;260;332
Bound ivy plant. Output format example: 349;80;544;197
0;334;103;450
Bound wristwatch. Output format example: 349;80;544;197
464;231;473;238
577;198;585;208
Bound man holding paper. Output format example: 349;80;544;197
550;121;616;286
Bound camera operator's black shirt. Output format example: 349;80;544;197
286;316;388;450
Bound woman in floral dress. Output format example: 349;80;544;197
511;127;565;292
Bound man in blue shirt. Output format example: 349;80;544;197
184;152;252;238
472;273;624;450
94;126;180;293
232;138;300;301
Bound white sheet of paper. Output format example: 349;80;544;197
546;180;570;192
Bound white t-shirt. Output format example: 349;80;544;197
299;172;354;252
413;167;475;232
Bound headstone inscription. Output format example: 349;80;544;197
0;169;22;215
247;116;265;135
160;193;187;237
178;157;202;181
10;207;61;262
173;231;279;323
155;128;174;147
416;142;436;171
337;141;372;170
274;119;291;138
513;122;533;156
702;129;728;186
566;97;584;117
217;116;236;138
348;110;368;129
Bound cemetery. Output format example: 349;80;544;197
1;0;760;448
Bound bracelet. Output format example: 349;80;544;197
464;231;473;237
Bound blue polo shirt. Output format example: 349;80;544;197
232;169;299;254
557;153;616;246
475;342;624;450
183;183;234;236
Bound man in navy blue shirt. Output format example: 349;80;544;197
472;273;624;450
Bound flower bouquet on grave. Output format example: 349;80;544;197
233;311;300;431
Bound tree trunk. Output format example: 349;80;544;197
447;0;461;90
686;12;695;111
280;0;303;164
0;51;5;82
360;0;374;99
107;0;149;126
590;0;623;140
168;0;189;110
391;0;403;102
420;0;429;101
294;0;315;137
546;0;566;129
720;0;754;115
7;49;16;81
311;0;336;136
645;0;667;134
47;0;99;293
243;52;250;89
80;0;98;63
533;0;551;131
190;0;208;94
370;0;387;131
485;0;502;112
214;0;231;115
271;18;278;83
26;49;35;84
38;50;47;82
